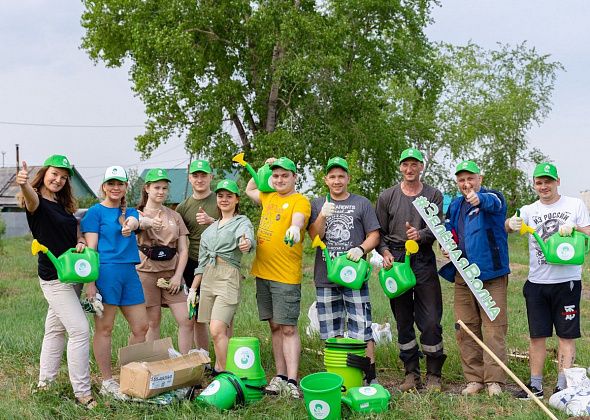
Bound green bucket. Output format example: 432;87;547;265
300;372;344;420
226;337;265;380
195;373;245;410
324;365;363;390
243;376;267;403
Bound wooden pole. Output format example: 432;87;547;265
456;320;558;420
15;144;20;173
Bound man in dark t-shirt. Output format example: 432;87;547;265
309;157;380;384
376;148;445;392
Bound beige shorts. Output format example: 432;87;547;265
197;261;242;326
138;270;186;308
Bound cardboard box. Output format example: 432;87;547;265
119;337;210;399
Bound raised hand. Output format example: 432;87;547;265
16;161;29;186
152;209;164;231
321;201;336;217
238;233;251;253
508;213;523;232
196;206;213;225
406;221;420;241
465;188;480;206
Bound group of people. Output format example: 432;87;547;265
18;147;589;408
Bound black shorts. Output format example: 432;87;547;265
183;258;200;291
523;280;581;339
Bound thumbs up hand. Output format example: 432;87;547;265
121;216;139;237
238;233;251;253
406;221;420;241
16;161;29;186
152;209;164;231
196;206;214;225
465;188;480;206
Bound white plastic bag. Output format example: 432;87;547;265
549;367;590;415
370;251;383;268
306;301;320;336
371;322;392;344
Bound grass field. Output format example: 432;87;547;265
1;234;589;419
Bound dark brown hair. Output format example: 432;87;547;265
17;166;78;214
216;191;240;217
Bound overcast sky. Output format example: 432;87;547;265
1;1;588;196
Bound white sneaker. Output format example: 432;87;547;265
285;382;300;399
265;376;287;395
100;379;129;401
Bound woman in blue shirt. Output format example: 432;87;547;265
81;166;148;400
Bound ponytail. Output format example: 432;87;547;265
119;195;127;227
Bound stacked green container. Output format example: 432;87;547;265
226;337;267;402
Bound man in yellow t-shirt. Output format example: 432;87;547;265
246;157;311;399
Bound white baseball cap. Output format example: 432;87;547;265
103;166;128;182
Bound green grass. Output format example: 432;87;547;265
1;234;589;419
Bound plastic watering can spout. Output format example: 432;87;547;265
232;152;259;181
404;240;419;264
312;235;332;272
31;239;60;268
232;152;275;192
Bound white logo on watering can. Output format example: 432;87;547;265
556;243;575;261
385;277;397;293
310;400;330;419
269;177;275;190
234;347;255;369
339;266;357;284
201;379;221;396
74;259;92;277
358;386;378;396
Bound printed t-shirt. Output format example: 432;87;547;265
175;193;218;260
136;206;189;272
309;194;380;287
26;196;77;280
251;191;311;284
81;203;140;264
520;195;590;284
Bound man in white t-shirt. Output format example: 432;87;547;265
506;162;590;399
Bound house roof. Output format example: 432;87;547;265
0;166;96;208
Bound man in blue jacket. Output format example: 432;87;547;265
440;160;510;397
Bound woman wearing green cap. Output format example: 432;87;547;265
187;179;255;372
135;168;193;354
16;155;96;409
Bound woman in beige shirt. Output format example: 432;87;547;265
136;168;193;353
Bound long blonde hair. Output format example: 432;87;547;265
101;181;127;227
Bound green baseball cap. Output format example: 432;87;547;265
270;157;296;173
43;154;73;176
399;148;424;163
189;159;212;174
103;166;128;182
325;156;349;173
533;162;558;180
214;179;240;196
455;160;481;175
144;168;171;183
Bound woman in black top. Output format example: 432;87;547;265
16;155;96;409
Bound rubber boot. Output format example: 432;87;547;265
399;358;422;392
425;354;446;392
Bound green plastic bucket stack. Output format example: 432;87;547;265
300;372;344;420
226;337;267;403
324;338;367;391
195;372;246;410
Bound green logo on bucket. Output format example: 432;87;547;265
74;259;92;277
556;243;575;261
358;386;378;396
234;347;255;369
385;277;397;293
339;266;357;284
201;380;221;396
310;400;330;419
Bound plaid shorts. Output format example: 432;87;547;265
316;283;372;341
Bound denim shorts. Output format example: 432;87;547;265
97;263;145;306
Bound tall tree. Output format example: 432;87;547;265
81;0;435;193
386;42;562;211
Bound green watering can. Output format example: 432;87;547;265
517;210;590;265
31;239;100;283
312;235;372;290
341;384;391;414
232;152;275;193
378;240;419;298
